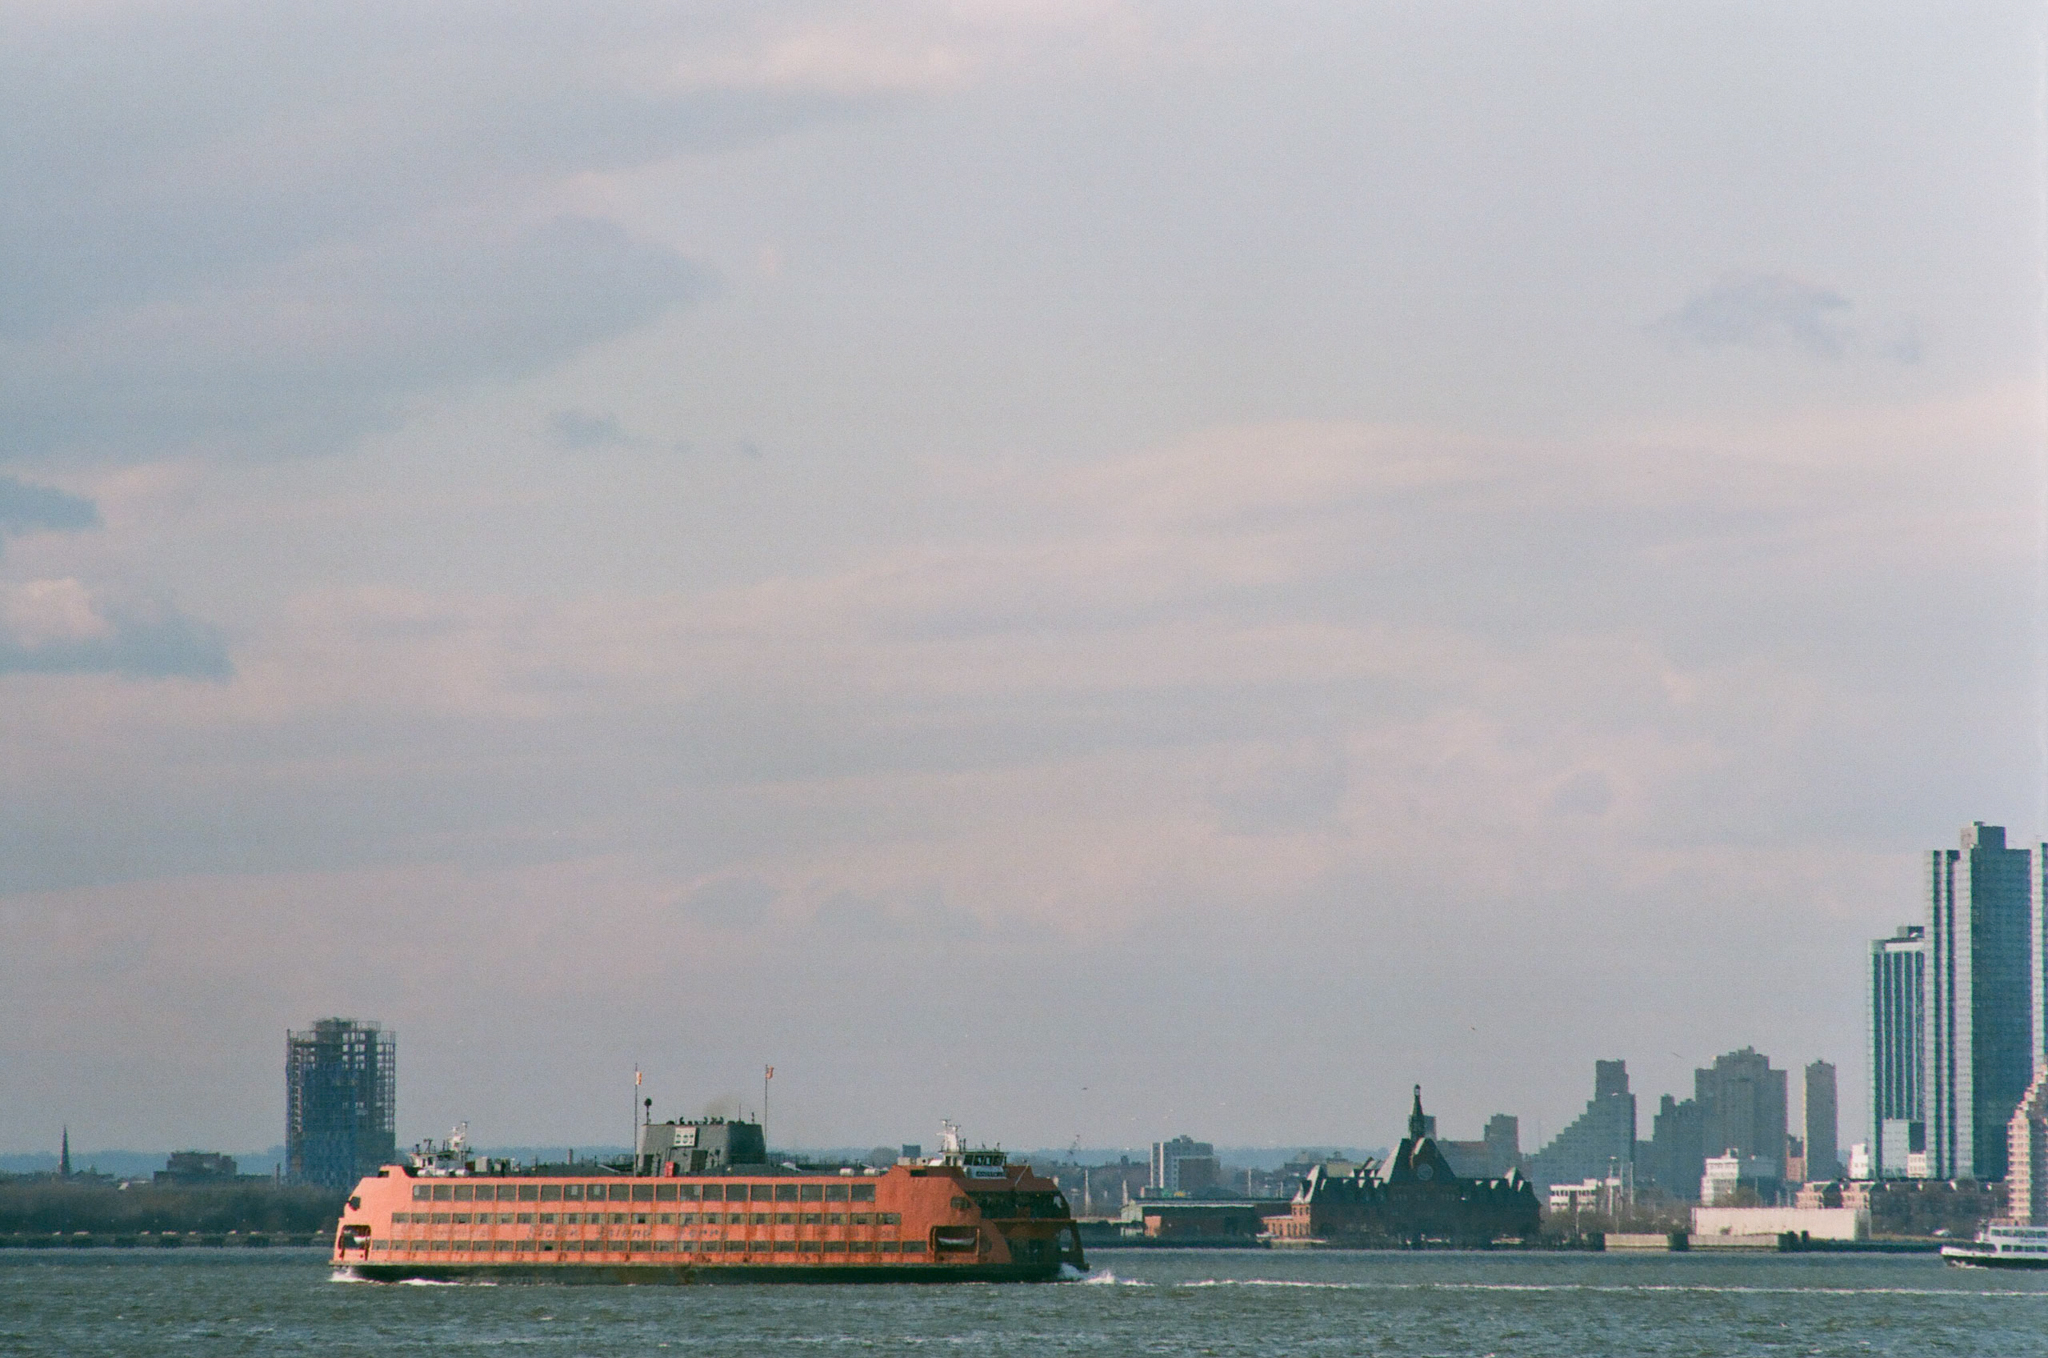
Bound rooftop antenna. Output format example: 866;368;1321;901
633;1068;642;1164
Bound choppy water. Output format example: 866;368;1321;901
5;1247;2048;1357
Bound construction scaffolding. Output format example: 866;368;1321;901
286;1018;396;1191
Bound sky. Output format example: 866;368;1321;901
1;0;2042;1161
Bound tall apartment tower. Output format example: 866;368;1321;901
1804;1060;1839;1181
1149;1137;1220;1194
1926;824;2037;1181
2007;1065;2048;1224
1696;1048;1787;1168
1526;1060;1636;1189
286;1018;396;1191
1868;923;1927;1177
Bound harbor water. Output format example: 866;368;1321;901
5;1245;2047;1356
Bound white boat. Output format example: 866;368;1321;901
1941;1223;2048;1268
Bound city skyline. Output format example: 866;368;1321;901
2;2;2040;1153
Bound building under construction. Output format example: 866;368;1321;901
286;1018;396;1191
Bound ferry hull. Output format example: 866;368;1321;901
1942;1248;2048;1270
343;1261;1067;1284
332;1143;1085;1286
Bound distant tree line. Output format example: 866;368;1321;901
0;1181;344;1235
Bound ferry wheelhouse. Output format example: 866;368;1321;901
332;1122;1084;1283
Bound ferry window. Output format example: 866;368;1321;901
879;1241;899;1253
852;1213;871;1225
656;1213;673;1224
751;1213;769;1225
825;1240;848;1252
539;1213;556;1224
453;1186;473;1201
413;1185;430;1200
776;1213;795;1224
774;1241;796;1253
902;1241;925;1253
608;1184;630;1202
775;1184;799;1202
802;1213;821;1225
633;1184;654;1201
828;1214;844;1225
516;1214;533;1225
851;1185;876;1203
677;1185;700;1200
610;1213;627;1224
518;1185;539;1201
432;1185;453;1201
431;1213;449;1224
539;1185;561;1201
881;1213;901;1225
851;1240;872;1252
655;1185;677;1201
800;1184;823;1201
751;1184;774;1202
825;1185;849;1201
452;1213;469;1224
564;1185;583;1200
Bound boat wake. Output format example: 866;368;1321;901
1071;1267;1149;1285
399;1277;484;1286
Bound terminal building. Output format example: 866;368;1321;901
1264;1088;1539;1246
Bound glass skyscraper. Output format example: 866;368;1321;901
1925;823;2037;1182
1868;924;1926;1177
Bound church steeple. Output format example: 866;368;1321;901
1408;1086;1427;1141
60;1126;70;1178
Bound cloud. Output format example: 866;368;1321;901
548;410;632;451
0;580;230;679
2;217;714;461
674;875;778;930
0;475;98;536
1651;273;1855;358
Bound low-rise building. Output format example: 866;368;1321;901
1700;1152;1780;1205
153;1151;242;1185
1691;1206;1868;1241
1120;1199;1272;1241
1547;1176;1628;1214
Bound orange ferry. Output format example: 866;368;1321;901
331;1120;1085;1283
